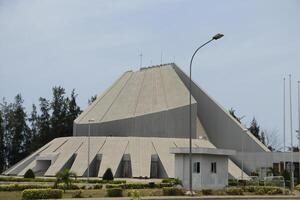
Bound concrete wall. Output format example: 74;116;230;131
234;151;300;173
174;154;228;190
74;104;197;139
173;64;269;154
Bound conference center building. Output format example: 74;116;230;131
3;63;297;181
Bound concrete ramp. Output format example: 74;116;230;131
126;137;152;178
70;137;106;176
97;137;128;177
44;138;82;176
152;138;176;177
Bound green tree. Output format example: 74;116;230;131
248;117;260;141
0;110;5;172
55;169;77;191
38;97;51;145
65;89;81;136
88;95;97;105
229;108;241;123
7;94;29;165
28;104;39;152
50;86;68;139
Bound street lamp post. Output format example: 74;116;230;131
241;129;247;181
188;33;224;194
88;119;95;182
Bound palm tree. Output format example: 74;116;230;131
55;168;77;191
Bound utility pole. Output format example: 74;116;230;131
297;81;300;182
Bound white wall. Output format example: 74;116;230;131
174;154;228;190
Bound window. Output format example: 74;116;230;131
193;162;200;173
211;162;217;173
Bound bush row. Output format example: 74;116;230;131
225;186;289;195
106;188;123;197
162;187;185;196
106;182;173;189
22;189;63;200
0;184;50;191
0;177;55;182
0;176;126;184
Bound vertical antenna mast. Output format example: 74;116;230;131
160;51;163;65
289;74;294;190
139;51;143;68
283;77;286;169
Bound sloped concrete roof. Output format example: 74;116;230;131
3;136;248;179
75;65;196;124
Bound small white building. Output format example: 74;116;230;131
170;147;235;190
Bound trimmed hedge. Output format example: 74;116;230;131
22;189;63;200
93;184;103;189
202;189;213;195
161;178;182;186
56;183;80;190
0;184;50;191
0;177;55;183
106;184;123;189
0;176;126;184
106;188;123;197
162;187;184;196
225;187;244;195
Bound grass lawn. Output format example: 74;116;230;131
0;189;163;200
0;191;22;200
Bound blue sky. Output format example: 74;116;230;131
0;0;299;147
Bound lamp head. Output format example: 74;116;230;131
212;33;224;40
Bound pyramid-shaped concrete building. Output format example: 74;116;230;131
3;64;269;179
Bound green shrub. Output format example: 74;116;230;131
24;169;35;179
103;168;114;181
106;188;123;197
93;184;103;189
228;179;238;186
128;190;141;199
56;183;80;190
162;187;184;196
72;190;84;198
0;184;50;191
106;184;123;189
158;183;173;188
0;176;55;183
296;184;300;191
254;186;284;195
225;187;243;195
202;189;213;195
122;183;148;189
148;182;155;188
161;178;182;186
22;189;63;200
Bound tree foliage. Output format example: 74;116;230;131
0;110;5;172
0;86;83;173
248;118;261;141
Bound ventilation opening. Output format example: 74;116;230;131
115;154;132;178
83;154;102;177
150;154;158;178
60;154;76;171
35;160;51;176
150;154;168;178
